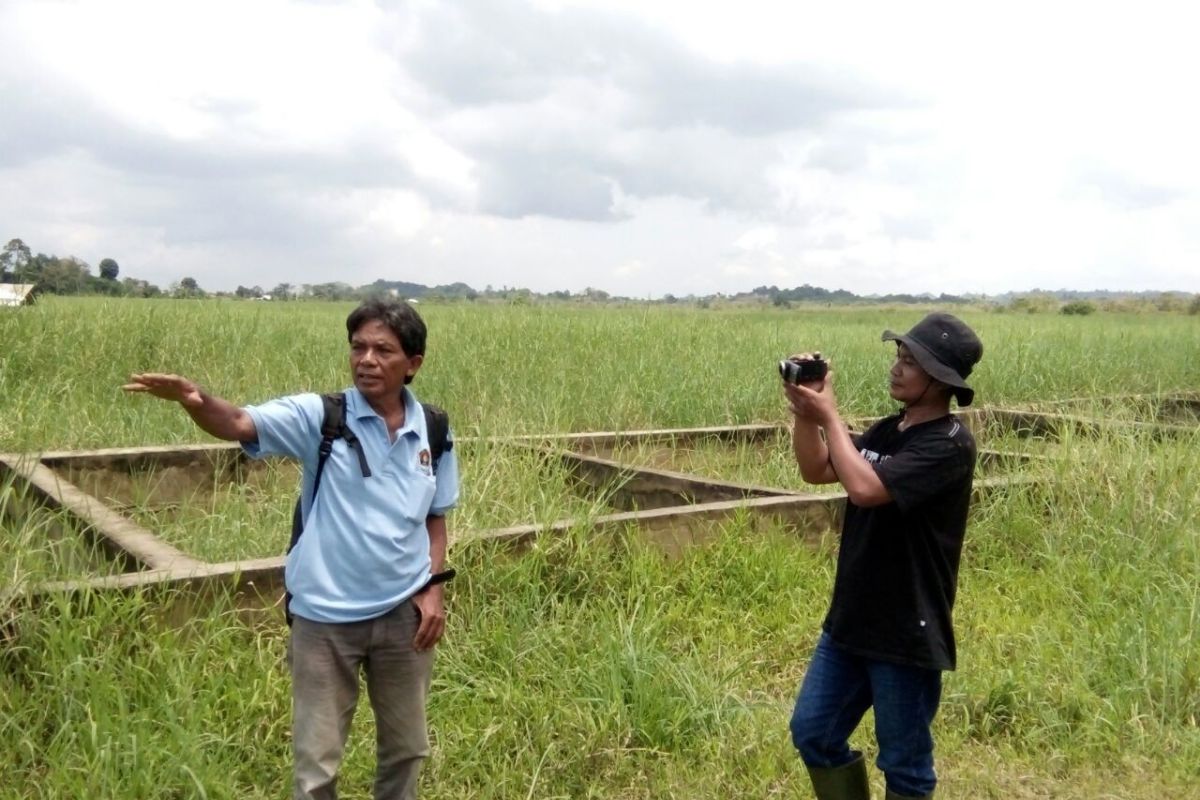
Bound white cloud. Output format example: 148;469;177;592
2;0;1199;297
359;190;432;240
734;227;778;251
613;259;644;277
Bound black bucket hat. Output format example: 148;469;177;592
881;312;983;406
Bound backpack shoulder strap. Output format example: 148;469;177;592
288;392;369;554
314;392;344;484
422;403;452;476
320;392;371;479
285;392;371;623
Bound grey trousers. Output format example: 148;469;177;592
288;599;434;800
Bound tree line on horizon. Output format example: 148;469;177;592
3;237;1197;313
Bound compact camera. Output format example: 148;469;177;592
778;353;828;384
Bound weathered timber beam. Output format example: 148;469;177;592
0;454;203;572
25;556;285;599
1159;395;1200;423
1006;390;1200;412
481;424;786;449
982;408;1198;440
978;448;1050;469
553;448;790;510
454;473;1034;551
10;473;1040;614
459;493;844;553
37;442;241;469
2;558;288;633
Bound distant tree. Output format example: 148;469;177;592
234;285;265;299
1010;292;1058;314
89;272;124;295
1;238;32;282
38;257;91;294
121;277;162;298
271;282;293;300
17;252;53;285
1189;295;1200;315
174;276;205;298
1060;300;1096;316
98;258;119;280
305;282;355;301
1153;292;1189;312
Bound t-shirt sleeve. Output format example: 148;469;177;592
873;432;973;513
240;393;323;462
428;427;460;516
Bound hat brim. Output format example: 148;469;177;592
882;330;975;407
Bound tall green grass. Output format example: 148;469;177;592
951;429;1200;765
1;298;1198;798
3;297;1199;451
3;496;1196;797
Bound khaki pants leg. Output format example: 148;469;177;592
288;602;434;800
290;615;370;800
365;600;434;800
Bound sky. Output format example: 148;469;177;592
2;0;1198;298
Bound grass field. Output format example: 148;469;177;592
1;297;1198;799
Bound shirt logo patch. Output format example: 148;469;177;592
418;449;431;468
859;448;892;465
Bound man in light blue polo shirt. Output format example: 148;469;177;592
125;297;459;800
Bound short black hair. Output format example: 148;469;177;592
346;298;427;383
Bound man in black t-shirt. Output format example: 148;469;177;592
783;313;983;800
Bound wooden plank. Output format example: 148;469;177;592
554;449;789;510
0;454;203;572
982;408;1197;440
9;473;1040;614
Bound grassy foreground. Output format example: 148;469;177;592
1;298;1198;798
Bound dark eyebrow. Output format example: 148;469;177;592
351;336;396;350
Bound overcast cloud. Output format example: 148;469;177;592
1;0;1197;297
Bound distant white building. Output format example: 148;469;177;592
0;284;36;307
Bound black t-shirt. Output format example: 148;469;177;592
822;412;976;671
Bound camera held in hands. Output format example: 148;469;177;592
778;352;828;384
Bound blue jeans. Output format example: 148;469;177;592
790;632;943;797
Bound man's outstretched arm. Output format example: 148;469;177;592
123;373;257;442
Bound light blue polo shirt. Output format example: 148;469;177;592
241;387;459;624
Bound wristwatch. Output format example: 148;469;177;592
426;568;456;587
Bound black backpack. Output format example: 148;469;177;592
284;392;452;622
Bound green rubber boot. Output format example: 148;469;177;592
806;752;871;800
885;787;934;799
